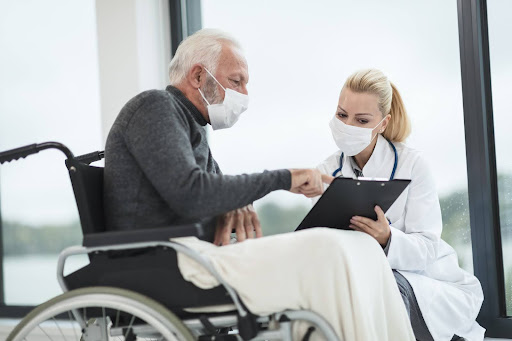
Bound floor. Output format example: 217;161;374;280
0;318;510;340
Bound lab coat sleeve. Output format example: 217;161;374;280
386;154;442;271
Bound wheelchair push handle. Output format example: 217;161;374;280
0;143;40;164
0;142;75;164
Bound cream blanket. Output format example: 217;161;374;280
174;228;414;341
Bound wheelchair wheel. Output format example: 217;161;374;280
7;286;195;341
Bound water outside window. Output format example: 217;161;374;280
0;0;101;305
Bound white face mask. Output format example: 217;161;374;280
198;67;249;130
329;115;387;156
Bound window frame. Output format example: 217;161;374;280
169;0;202;56
458;0;512;335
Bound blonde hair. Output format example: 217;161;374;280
343;69;411;142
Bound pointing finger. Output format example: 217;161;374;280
321;174;334;185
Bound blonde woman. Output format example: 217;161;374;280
315;69;484;341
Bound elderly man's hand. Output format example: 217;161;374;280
289;169;333;198
214;204;262;246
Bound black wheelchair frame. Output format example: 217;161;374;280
0;142;339;341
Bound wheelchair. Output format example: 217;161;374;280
0;142;340;341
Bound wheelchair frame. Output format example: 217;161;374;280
1;142;340;341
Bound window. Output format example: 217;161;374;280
202;0;473;271
488;0;512;316
0;0;100;306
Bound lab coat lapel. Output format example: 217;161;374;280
341;153;358;179
361;135;394;179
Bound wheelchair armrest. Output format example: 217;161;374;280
82;223;205;247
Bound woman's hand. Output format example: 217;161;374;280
214;204;262;246
349;205;390;246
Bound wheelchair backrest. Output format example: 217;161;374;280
65;158;106;235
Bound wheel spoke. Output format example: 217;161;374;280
123;315;136;340
115;310;120;328
38;325;56;341
67;311;79;341
51;317;70;341
102;307;108;339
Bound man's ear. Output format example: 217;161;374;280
187;64;204;88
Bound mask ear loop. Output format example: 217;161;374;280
198;88;211;106
372;115;391;140
375;115;389;129
203;67;227;92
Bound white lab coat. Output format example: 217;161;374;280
314;134;485;341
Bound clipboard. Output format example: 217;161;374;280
295;177;411;231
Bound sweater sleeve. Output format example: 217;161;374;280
124;94;291;220
386;154;442;271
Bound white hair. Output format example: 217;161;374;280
168;28;242;85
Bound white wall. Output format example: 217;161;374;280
95;0;172;144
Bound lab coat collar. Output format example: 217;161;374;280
342;134;394;179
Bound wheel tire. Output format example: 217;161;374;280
7;286;195;341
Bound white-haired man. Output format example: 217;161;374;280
104;29;328;244
103;29;415;340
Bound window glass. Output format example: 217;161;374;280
0;1;100;305
487;0;512;316
202;0;473;272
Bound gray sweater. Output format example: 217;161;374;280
104;86;291;241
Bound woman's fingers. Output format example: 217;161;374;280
350;218;372;231
350;222;372;235
351;216;376;229
350;220;377;239
352;210;391;246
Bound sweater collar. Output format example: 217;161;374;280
166;85;208;126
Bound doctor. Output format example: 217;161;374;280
315;69;485;341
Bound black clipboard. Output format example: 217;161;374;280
295;177;411;231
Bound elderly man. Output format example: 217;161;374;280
104;29;327;244
104;29;415;341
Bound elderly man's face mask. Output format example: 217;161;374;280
198;67;249;130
